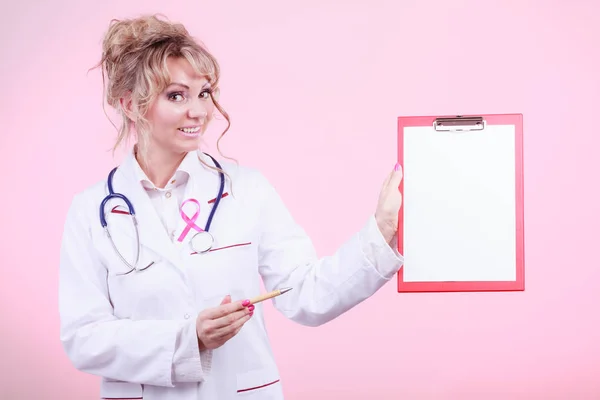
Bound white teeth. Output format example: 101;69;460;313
179;127;200;133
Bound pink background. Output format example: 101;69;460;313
2;0;600;398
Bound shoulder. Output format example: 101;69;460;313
213;158;276;199
64;177;108;224
74;178;108;203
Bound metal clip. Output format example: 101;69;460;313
433;116;485;132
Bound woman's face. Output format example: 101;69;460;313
143;56;216;158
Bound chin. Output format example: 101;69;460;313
176;143;200;154
174;134;201;148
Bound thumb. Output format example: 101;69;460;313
220;295;231;305
388;163;403;189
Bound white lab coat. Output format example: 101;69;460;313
59;150;404;400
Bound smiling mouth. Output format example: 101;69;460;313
178;126;201;133
178;126;201;137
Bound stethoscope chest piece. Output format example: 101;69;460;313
190;231;214;253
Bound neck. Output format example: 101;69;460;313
136;146;187;189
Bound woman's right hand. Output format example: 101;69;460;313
196;295;254;350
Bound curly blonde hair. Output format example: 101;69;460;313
92;14;232;175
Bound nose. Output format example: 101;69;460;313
188;100;208;119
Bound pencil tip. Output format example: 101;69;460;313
280;287;292;294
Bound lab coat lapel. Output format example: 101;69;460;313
174;152;224;255
110;153;180;265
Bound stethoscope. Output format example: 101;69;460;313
100;153;225;275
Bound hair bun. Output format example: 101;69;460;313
101;15;188;73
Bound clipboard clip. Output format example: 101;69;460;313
433;116;485;132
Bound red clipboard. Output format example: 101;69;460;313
397;114;524;293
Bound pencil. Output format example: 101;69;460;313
249;287;292;305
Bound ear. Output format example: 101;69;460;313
119;92;137;122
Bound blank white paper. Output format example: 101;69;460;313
402;124;517;282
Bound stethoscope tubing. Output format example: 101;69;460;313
99;152;224;275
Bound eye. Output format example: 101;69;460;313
199;89;212;99
168;92;184;102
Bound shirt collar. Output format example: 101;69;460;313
131;148;199;191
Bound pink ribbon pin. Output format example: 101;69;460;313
177;198;204;242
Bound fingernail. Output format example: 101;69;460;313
394;163;400;171
248;305;255;312
249;311;254;316
242;300;250;307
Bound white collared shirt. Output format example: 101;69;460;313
131;152;195;241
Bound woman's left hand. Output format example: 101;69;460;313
374;163;403;245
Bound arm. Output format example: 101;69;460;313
255;172;404;327
58;194;209;386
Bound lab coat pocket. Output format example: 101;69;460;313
100;380;143;399
236;366;282;397
190;240;253;255
188;240;258;299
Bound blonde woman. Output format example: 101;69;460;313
59;14;404;400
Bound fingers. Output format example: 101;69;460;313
205;297;246;319
201;305;254;346
197;295;255;350
382;163;403;188
215;311;253;340
211;306;252;329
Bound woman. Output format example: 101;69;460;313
59;14;404;400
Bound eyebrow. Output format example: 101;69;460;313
168;82;211;89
